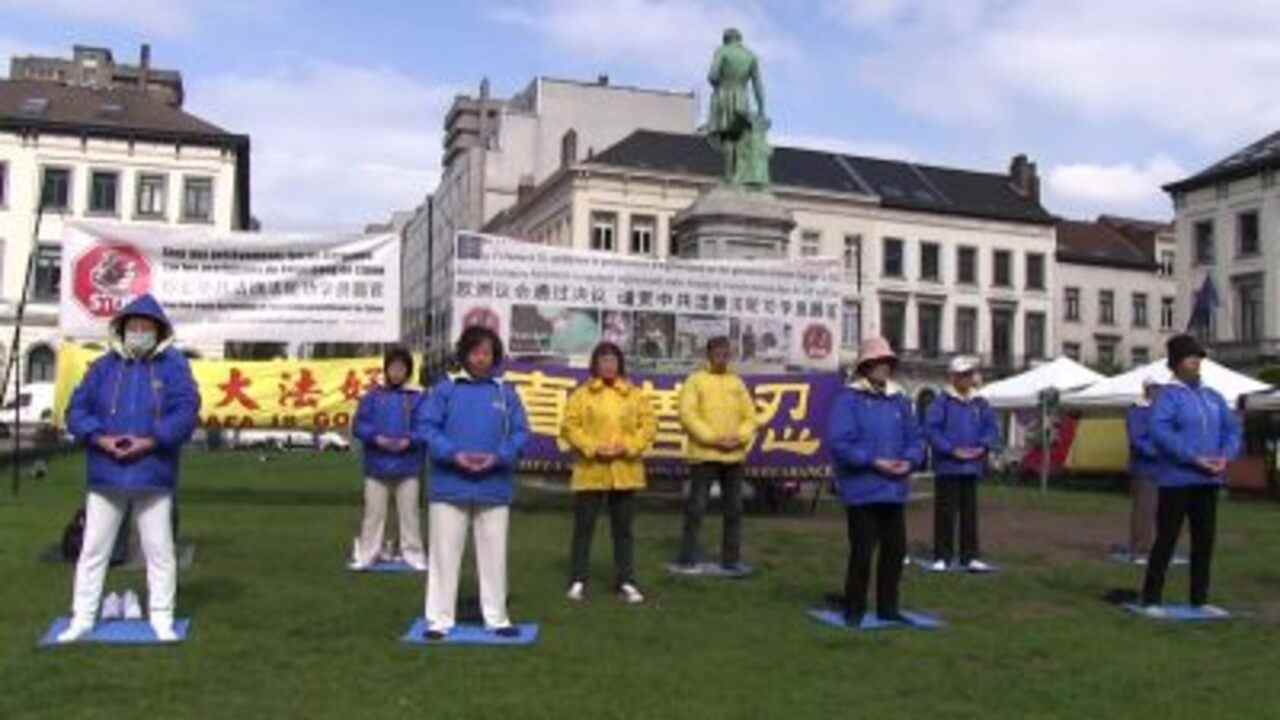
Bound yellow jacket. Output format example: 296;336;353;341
560;378;656;491
678;368;759;463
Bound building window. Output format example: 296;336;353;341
1237;210;1260;257
918;303;942;358
590;212;616;251
182;177;214;222
955;307;978;354
993;250;1012;287
1132;293;1149;328
1065;287;1081;322
0;161;7;207
843;235;862;290
1062;342;1081;361
991;308;1014;368
40;167;71;211
630;215;655;255
1236;275;1264;343
920;242;940;282
25;345;56;384
841;299;861;349
880;299;906;354
32;243;60;302
88;170;119;214
1132;347;1150;367
1265;169;1278;189
136;173;168;218
1025;312;1046;360
801;230;822;258
1097;339;1117;368
1194;220;1215;265
1217;182;1230;200
1159;250;1175;277
1099;290;1115;325
957;246;977;285
1161;296;1175;330
882;237;904;277
1025;253;1045;290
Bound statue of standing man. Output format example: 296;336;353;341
706;28;771;189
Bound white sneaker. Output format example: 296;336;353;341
1141;605;1168;619
150;617;178;642
903;556;912;566
1196;604;1229;618
123;591;143;620
929;559;949;572
566;581;586;602
618;582;645;604
101;592;123;620
965;559;993;572
1133;555;1148;566
56;618;95;644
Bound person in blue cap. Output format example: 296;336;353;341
59;294;201;642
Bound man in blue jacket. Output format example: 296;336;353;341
59;294;201;642
1124;377;1161;563
826;336;925;624
925;355;1000;571
350;346;428;571
420;326;530;639
1141;334;1241;616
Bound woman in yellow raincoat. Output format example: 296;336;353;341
560;342;656;604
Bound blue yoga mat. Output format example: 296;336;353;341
39;618;191;647
664;562;755;578
350;560;425;574
401;618;539;646
1123;604;1232;622
911;557;1000;574
808;608;944;631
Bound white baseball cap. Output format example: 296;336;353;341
948;355;979;375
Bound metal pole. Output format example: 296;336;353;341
5;200;45;496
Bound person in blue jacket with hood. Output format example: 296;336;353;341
58;294;200;643
349;346;428;571
925;355;1000;572
1124;376;1161;563
826;336;925;625
420;325;529;639
1140;334;1241;617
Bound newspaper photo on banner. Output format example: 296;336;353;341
59;220;401;344
450;232;843;371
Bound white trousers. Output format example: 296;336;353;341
425;502;510;631
355;477;426;567
71;490;175;624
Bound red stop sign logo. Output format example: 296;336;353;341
72;243;152;318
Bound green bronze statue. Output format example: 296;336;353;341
706;28;771;189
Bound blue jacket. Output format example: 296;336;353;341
66;294;201;495
1126;404;1159;478
826;379;926;506
353;385;428;480
420;372;530;505
924;389;999;478
1150;381;1242;488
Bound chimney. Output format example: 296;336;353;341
597;74;609;86
517;174;536;205
1009;154;1040;203
139;43;151;90
560;129;578;169
479;77;490;100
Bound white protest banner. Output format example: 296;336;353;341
59;221;400;344
450;231;842;370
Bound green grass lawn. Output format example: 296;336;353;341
3;451;1280;719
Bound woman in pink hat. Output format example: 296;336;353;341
825;336;925;625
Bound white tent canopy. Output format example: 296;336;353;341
979;357;1105;409
1062;357;1269;409
1244;388;1280;412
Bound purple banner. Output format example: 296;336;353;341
503;362;842;480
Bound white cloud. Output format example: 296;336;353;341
1046;155;1186;218
189;62;458;232
489;0;801;82
828;0;1280;147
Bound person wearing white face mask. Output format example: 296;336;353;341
58;294;201;643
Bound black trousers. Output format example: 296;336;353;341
933;475;979;564
678;462;744;566
845;503;907;620
1141;485;1219;606
569;490;636;586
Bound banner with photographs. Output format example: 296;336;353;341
451;232;843;371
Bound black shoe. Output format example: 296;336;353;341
843;607;866;627
876;610;908;623
424;629;446;641
494;625;520;638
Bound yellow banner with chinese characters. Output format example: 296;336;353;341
53;342;411;431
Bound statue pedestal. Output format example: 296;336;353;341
671;185;796;260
